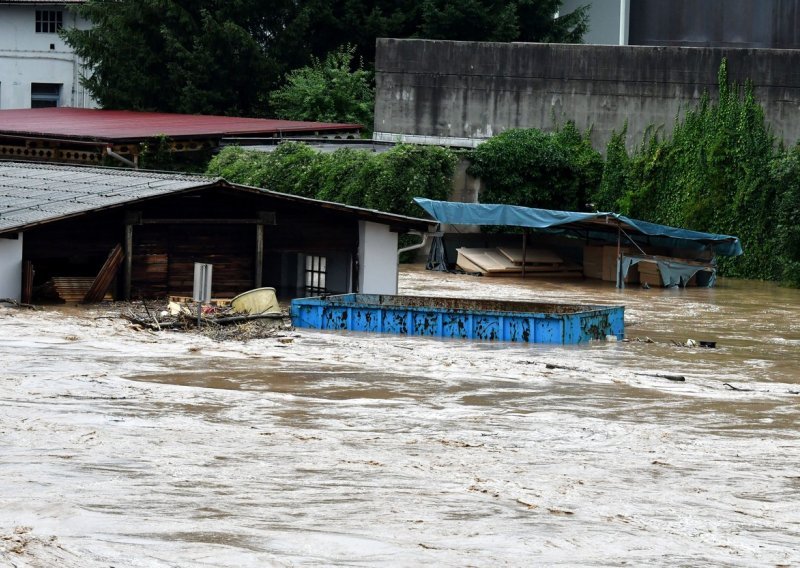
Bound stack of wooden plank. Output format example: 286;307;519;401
456;247;582;277
497;246;563;266
83;244;124;303
49;277;112;303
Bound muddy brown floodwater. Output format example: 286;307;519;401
1;265;799;567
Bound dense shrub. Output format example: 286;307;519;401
594;125;629;211
366;145;458;217
771;148;800;286
468;124;601;210
552;121;604;210
594;60;785;280
270;45;374;131
207;143;457;218
206;142;322;197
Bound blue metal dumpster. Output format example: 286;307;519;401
290;294;624;344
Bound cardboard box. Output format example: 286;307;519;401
582;245;604;279
637;261;663;287
602;246;639;284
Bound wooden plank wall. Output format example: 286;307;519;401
132;225;255;298
21;186;365;300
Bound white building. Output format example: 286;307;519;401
0;0;95;109
561;0;800;49
560;0;630;46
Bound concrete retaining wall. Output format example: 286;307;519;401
374;38;800;149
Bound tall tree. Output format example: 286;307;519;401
64;0;587;116
62;0;287;115
277;0;588;66
418;0;588;43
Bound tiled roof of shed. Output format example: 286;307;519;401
0;162;435;233
0;162;218;232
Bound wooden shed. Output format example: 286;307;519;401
0;162;433;303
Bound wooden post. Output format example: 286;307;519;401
123;223;133;300
21;261;33;304
616;225;622;288
254;224;264;288
122;211;142;301
521;230;528;280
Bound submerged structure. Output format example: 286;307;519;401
414;198;743;288
291;294;624;344
0;162;433;303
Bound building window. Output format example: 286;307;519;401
36;10;63;33
305;255;327;295
31;83;61;108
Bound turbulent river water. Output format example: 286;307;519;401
1;266;798;567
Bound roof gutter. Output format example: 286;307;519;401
397;231;429;255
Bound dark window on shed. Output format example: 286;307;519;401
35;10;63;33
305;255;327;295
31;83;61;108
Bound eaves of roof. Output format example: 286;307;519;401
0;108;362;143
0;162;434;234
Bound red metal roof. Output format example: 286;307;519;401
0;1;84;4
0;108;362;142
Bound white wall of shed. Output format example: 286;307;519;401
358;221;398;295
0;233;23;301
0;5;96;109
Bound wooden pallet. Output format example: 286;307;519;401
457;248;582;278
497;247;563;266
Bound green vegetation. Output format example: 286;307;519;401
206;143;457;218
62;1;276;115
465;60;799;284
416;0;587;44
772;148;800;286
63;1;587;118
595;60;791;281
270;46;374;130
467;122;602;211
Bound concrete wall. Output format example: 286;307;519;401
0;5;96;109
374;38;800;150
0;233;22;301
358;221;398;294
